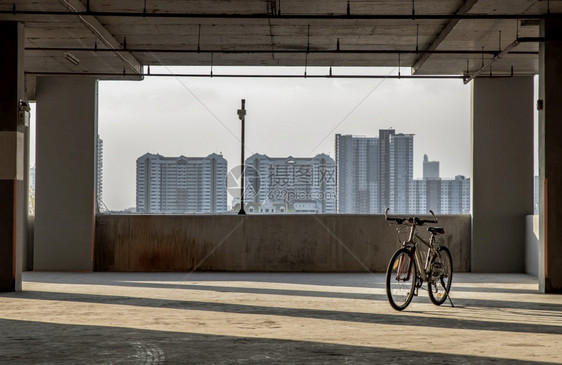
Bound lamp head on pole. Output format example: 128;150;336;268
237;99;246;120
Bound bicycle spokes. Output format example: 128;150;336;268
386;249;416;311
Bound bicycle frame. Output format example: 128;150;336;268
403;223;438;283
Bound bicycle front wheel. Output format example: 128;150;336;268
385;248;416;311
428;246;453;306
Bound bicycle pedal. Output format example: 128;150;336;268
414;288;419;296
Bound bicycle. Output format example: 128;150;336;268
384;208;454;311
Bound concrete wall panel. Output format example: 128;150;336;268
95;214;471;272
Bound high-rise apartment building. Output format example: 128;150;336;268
378;129;394;211
244;153;336;214
423;154;440;180
336;130;413;214
96;136;103;202
410;175;470;214
441;175;470;214
389;133;414;214
534;175;539;214
136;153;227;214
335;135;379;214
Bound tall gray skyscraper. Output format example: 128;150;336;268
336;135;379;214
336;130;413;214
378;129;394;211
96;136;103;202
136;153;227;214
389;133;414;214
423;154;440;180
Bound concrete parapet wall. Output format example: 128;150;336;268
95;214;471;272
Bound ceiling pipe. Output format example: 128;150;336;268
463;39;520;84
24;46;538;56
1;9;559;20
26;71;466;79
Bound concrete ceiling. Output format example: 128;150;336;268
1;0;559;87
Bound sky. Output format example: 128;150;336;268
92;66;472;211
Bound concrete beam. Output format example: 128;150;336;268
411;0;478;74
57;0;142;74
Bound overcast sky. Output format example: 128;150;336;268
92;66;473;210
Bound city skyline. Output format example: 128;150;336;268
132;137;468;215
97;66;472;211
109;136;472;212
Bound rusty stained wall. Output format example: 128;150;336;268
95;214;471;272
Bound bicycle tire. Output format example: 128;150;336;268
386;248;416;311
427;246;453;306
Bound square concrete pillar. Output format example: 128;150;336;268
34;77;99;271
471;77;534;272
0;22;26;291
539;19;562;293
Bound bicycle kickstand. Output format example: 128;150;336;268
445;287;455;308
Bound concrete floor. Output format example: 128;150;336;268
0;273;560;364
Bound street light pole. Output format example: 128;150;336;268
237;99;246;215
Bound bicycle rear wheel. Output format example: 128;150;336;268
385;248;416;311
427;246;453;306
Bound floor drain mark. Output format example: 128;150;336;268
132;341;166;364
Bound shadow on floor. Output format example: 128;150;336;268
3;290;562;335
19;272;559;313
0;318;555;365
24;272;387;288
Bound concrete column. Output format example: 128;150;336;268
0;22;25;291
471;77;534;272
539;19;562;293
34;77;98;271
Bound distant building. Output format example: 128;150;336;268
29;166;36;214
336;134;379;214
97;136;103;201
389;133;414;214
336;130;413;214
410;175;470;214
136;153;227;214
441;175;471;214
29;166;36;194
243;153;336;214
379;129;395;211
423;154;440;180
534;175;539;214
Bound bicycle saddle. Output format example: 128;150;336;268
428;227;445;235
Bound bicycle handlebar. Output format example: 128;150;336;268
384;208;438;225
